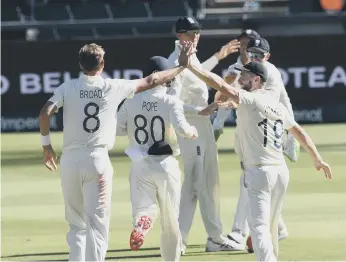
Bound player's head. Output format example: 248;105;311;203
175;17;201;48
237;29;260;56
79;43;105;75
246;38;270;62
143;56;175;90
236;61;268;92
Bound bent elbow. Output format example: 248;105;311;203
39;104;54;123
39;108;49;121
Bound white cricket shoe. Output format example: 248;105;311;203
206;236;244;252
227;233;246;246
283;131;300;162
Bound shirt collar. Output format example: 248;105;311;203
79;74;104;84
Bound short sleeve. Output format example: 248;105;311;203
238;90;255;108
48;83;65;112
282;106;298;130
106;79;138;100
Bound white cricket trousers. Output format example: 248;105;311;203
177;116;222;244
230;172;287;244
130;155;182;262
245;164;289;262
60;147;113;262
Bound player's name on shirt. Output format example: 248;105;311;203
142;101;158;112
80;89;104;99
263;104;284;118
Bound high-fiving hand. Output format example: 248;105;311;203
215;39;241;61
178;41;196;68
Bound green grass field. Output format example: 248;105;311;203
2;124;346;261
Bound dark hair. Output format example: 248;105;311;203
78;43;105;72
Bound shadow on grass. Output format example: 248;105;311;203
2;143;345;167
1;245;206;260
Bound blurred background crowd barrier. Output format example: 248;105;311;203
1;0;346;132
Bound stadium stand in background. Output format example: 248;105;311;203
1;0;346;41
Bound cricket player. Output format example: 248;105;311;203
38;43;189;261
246;37;299;162
215;36;297;249
213;29;259;140
167;16;243;252
116;55;216;261
179;47;332;261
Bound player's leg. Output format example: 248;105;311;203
60;151;86;261
129;162;158;250
228;171;249;247
82;150;113;262
198;122;243;251
194;122;223;240
198;141;222;239
178;137;198;246
270;165;289;258
156;156;182;261
246;166;278;261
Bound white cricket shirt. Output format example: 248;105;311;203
117;86;197;161
263;61;294;116
167;41;216;116
49;74;137;151
236;89;297;167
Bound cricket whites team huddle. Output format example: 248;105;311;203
39;16;332;262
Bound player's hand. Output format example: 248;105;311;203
314;160;332;179
179;41;196;67
199;101;222;116
190;126;198;140
219;100;238;109
43;145;58;172
215;39;241;61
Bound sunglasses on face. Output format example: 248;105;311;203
247;51;265;59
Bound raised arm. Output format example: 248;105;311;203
134;66;185;94
287;124;332;179
202;39;241;71
188;64;241;103
134;44;197;94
